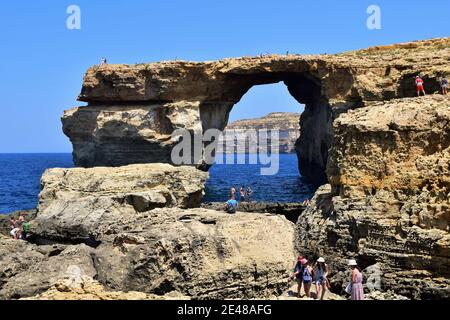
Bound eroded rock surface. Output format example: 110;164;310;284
64;38;450;182
0;239;96;299
22;276;189;300
3;207;295;300
92;208;295;299
32;164;208;242
295;96;450;299
201;202;306;223
220;112;301;154
1;163;296;300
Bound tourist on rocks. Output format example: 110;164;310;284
292;256;305;298
230;186;237;199
100;58;108;65
313;257;329;300
348;259;365;300
441;76;448;95
246;186;253;202
415;76;426;96
240;186;246;202
16;215;25;239
224;195;238;214
301;259;313;298
9;217;20;240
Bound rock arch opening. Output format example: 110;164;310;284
199;71;332;188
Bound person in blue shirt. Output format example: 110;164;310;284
224;196;238;214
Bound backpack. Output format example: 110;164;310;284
303;267;312;282
22;222;30;233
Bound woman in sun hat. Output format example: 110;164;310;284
313;257;329;300
300;258;313;298
292;256;305;298
348;259;365;300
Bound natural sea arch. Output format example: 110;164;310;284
199;71;333;184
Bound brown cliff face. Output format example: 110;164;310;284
295;95;450;299
63;38;450;183
52;38;450;299
220;112;301;154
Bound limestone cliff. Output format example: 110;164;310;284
2;38;448;301
295;95;450;299
1;164;296;300
63;38;450;182
33;164;208;243
219;112;301;154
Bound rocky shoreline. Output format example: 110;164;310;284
201;202;306;223
1;38;449;300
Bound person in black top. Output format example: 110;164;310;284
292;256;305;298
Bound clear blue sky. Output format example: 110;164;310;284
0;0;448;152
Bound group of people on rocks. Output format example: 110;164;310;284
224;185;254;213
415;75;448;96
292;256;365;300
8;214;30;240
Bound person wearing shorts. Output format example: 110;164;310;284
416;76;426;96
9;217;20;240
313;257;329;300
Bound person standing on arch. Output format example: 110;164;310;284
415;75;426;96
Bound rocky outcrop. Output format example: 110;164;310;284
295;96;450;299
0;210;36;236
22;277;189;300
0;164;297;300
4;38;448;301
219;112;301;154
201;202;306;223
3;208;295;300
1;164;297;300
62;103;203;167
0;239;96;299
91;208;295;299
32;164;208;243
63;38;450;182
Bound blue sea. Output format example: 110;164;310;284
204;153;316;203
0;153;316;214
0;154;74;214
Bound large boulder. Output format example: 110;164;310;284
93;208;295;299
20;164;296;300
22;276;189;300
295;96;450;299
33;164;208;242
4;205;296;300
0;240;96;300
